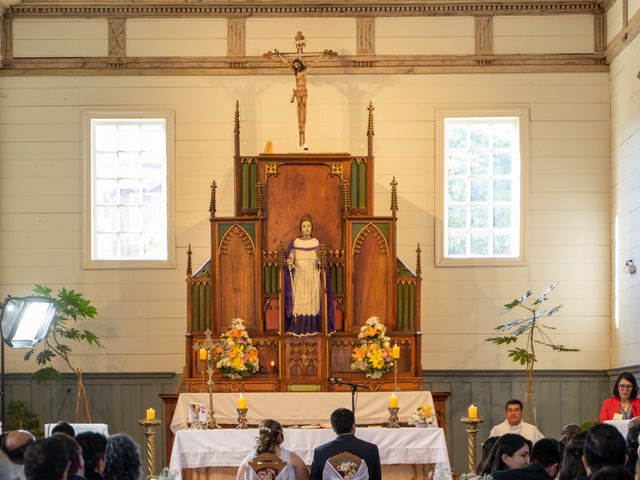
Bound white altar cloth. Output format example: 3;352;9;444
169;427;450;472
170;391;435;432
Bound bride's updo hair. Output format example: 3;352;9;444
255;419;284;455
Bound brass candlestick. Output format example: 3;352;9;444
237;408;249;429
387;407;400;428
138;418;161;479
460;416;484;474
193;329;221;429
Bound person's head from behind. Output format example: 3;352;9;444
505;399;524;426
476;436;499;475
330;408;355;435
613;372;638;401
558;430;588;480
104;433;141;480
54;433;84;477
2;429;36;464
592;465;634;480
627;425;640;473
489;433;530;472
531;438;564;477
583;424;627;475
561;423;583;445
76;432;107;476
51;421;75;438
255;419;284;455
24;436;69;480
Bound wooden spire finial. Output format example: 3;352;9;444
390;176;398;215
256;180;264;217
209;180;217;218
341;178;351;213
187;243;193;276
416;243;422;276
367;101;375;137
234;100;240;135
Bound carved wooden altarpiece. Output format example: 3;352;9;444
184;103;422;393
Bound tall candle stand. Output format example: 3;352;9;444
393;359;398;392
460;415;484;474
193;329;221;429
138;418;161;479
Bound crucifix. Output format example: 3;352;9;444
263;31;337;148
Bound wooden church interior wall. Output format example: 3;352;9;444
0;2;616;374
610;30;640;368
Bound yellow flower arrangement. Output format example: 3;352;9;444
214;318;259;378
350;316;394;378
408;403;435;426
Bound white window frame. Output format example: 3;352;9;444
435;107;529;267
83;110;176;269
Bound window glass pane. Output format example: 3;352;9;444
91;117;169;262
471;178;489;202
448;206;467;228
447;124;468;149
493;151;512;175
442;115;521;260
493;233;512;255
470;150;490;175
471;233;489;255
448;179;467;202
470;124;491;148
447;152;468;176
471;206;489;228
493;205;511;228
494;179;512;201
447;234;467;256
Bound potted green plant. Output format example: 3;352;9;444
25;285;102;422
486;283;578;425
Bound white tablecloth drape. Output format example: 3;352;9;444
169;427;450;472
170;391;435;432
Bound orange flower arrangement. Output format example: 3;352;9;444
213;318;259;378
350;316;394;378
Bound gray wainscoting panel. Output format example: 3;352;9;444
7;368;638;475
424;369;612;474
4;372;179;469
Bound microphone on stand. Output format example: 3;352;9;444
56;388;72;420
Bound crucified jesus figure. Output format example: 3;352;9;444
263;32;337;148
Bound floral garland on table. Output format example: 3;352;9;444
408;403;435;426
213;318;259;378
350;316;394;378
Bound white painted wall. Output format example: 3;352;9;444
0;69;610;373
610;32;640;368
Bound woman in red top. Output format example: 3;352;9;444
600;371;640;423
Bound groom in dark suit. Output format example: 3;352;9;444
310;407;382;480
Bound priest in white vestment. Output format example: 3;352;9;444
489;399;545;444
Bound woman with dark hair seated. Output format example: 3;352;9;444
600;372;640;422
557;430;588;480
477;433;530;475
236;419;309;480
103;433;142;480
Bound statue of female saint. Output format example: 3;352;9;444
284;214;334;335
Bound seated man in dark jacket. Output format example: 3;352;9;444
310;408;381;480
493;438;564;480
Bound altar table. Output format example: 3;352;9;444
169;427;450;480
170;391;436;432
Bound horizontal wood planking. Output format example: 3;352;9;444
610;32;640;369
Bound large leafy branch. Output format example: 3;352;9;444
486;282;578;367
24;285;103;384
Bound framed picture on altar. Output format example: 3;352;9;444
189;403;206;424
